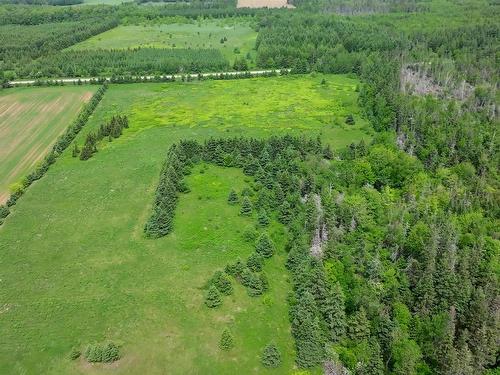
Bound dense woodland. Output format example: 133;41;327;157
0;0;498;373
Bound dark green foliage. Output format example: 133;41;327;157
345;114;355;125
0;205;10;219
240;196;253;216
255;232;274;258
278;201;292;224
261;343;281;368
257;209;270;227
246;253;264;272
26;48;229;78
219;328;234;350
227;189;239;205
240;267;264;297
205;285;222;308
211;271;233;296
80;116;129;161
225;258;245;277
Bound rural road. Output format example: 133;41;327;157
9;69;290;86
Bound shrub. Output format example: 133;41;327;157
102;342;120;363
69;347;81;360
84;344;103;363
261;343;281;368
219;328;234;350
345;114;355;125
0;205;9;219
205;285;222;308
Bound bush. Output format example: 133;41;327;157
227;189;239;205
102;342;120;363
219;328;234;350
84;344;103;363
69;347;81;360
345;114;355;125
261;343;281;368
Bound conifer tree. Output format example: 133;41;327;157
347;307;370;341
279;201;292;224
247;253;264;272
261;343;281;368
219;328;234;350
240;197;253;216
257;209;270;227
227;189;239;205
212;271;233;296
255;232;274;258
205;285;222;308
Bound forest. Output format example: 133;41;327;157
0;0;498;373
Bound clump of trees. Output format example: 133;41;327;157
79;115;129;161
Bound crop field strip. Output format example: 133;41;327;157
0;86;96;204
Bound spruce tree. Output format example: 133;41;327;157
205;285;222;308
255;232;274;258
227;189;239;205
219;328;234;350
279;201;292;224
257;209;270;227
347;307;370;341
212;271;233;295
261;343;281;368
247;253;264;272
102;343;120;363
240;197;253;216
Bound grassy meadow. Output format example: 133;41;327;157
69;19;258;66
0;74;370;374
0;85;96;204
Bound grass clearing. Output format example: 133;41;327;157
0;74;369;374
0;85;95;204
69;19;258;66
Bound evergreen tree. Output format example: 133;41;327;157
279;201;292;224
345;114;355;125
255;232;274;258
257;209;270;227
227;189;239;205
291;292;324;368
212;271;233;295
102;343;120;363
247;253;264;272
347;308;370;341
219;328;234;350
324;282;346;341
205;285;222;308
261;343;281;368
240;197;253;216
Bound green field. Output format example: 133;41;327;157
69;19;258;66
0;85;95;204
0;75;369;374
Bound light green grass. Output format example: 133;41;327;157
69;19;258;66
0;85;96;204
0;74;370;374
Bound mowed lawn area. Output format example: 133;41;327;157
69;19;258;66
0;86;95;204
0;74;370;374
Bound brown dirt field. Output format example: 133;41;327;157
237;0;294;7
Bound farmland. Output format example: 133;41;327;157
69;20;258;66
0;85;95;204
0;74;368;374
